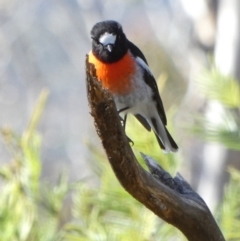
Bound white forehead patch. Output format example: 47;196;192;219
99;33;116;46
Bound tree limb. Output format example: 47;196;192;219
85;55;225;241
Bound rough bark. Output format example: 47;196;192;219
86;55;225;241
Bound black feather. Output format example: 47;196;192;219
165;128;178;150
134;114;151;132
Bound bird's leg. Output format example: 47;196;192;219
118;106;129;114
117;109;134;146
122;114;127;130
118;106;129;129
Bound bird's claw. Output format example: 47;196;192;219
127;136;134;146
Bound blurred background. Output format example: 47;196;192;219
1;0;240;240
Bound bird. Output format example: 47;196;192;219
88;20;178;153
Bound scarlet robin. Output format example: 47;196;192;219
88;20;178;153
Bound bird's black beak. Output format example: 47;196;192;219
106;44;113;52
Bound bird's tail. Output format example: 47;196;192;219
150;117;178;153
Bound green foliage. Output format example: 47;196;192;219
61;144;186;241
191;65;240;240
2;66;240;241
0;87;186;241
217;168;240;240
198;66;240;108
191;65;240;150
0;90;69;241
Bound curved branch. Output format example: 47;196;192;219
85;55;225;241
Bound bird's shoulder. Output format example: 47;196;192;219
127;40;148;64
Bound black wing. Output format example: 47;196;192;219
128;40;167;125
143;71;167;125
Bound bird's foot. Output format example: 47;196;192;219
127;136;134;146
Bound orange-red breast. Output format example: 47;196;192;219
89;20;178;153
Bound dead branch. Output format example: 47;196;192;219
85;55;225;241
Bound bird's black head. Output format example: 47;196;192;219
90;20;128;63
